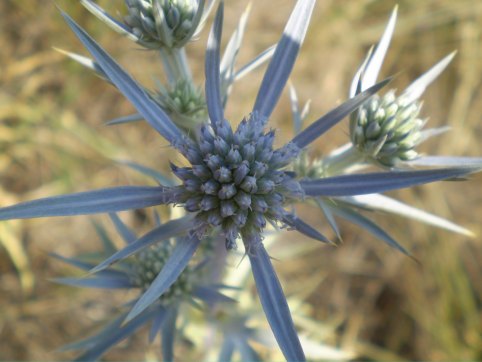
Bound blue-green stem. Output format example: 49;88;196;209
159;47;193;85
322;145;366;176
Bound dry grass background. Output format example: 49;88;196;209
0;0;481;360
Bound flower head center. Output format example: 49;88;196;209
172;113;303;249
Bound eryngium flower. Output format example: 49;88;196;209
172;115;302;250
350;91;423;166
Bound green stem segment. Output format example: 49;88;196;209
159;47;193;85
322;145;366;176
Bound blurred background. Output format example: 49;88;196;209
0;0;481;360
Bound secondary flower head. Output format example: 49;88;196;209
350;91;424;166
53;215;231;361
160;79;205;116
350;6;456;168
155;79;207;131
125;0;199;48
81;0;213;49
131;241;197;303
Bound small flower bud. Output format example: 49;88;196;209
192;164;211;180
240;176;258;193
257;178;275;194
206;154;223;171
200;195;218;211
214;137;230;155
233;210;248;227
171;163;193;181
214;167;232;183
252;197;269;213
251;212;267;229
257;149;273;163
251;161;268;178
218;183;237;200
234;161;250;185
216;119;233;141
365;121;382;139
185;145;203;164
199;140;213;155
262;130;276;149
207;210;223;226
220;200;237;217
185;178;201;192
234;191;251;210
226;147;242;165
201;179;220;195
241;143;256;161
200;125;215;142
185;196;201;212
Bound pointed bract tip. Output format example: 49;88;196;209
372;76;393;90
392;4;399;16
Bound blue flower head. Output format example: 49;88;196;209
1;1;481;361
171;113;302;250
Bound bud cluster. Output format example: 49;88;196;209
172;114;303;249
157;80;206;129
130;242;196;304
124;0;199;48
350;91;424;167
293;155;324;179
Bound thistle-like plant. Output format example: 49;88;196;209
1;1;481;360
